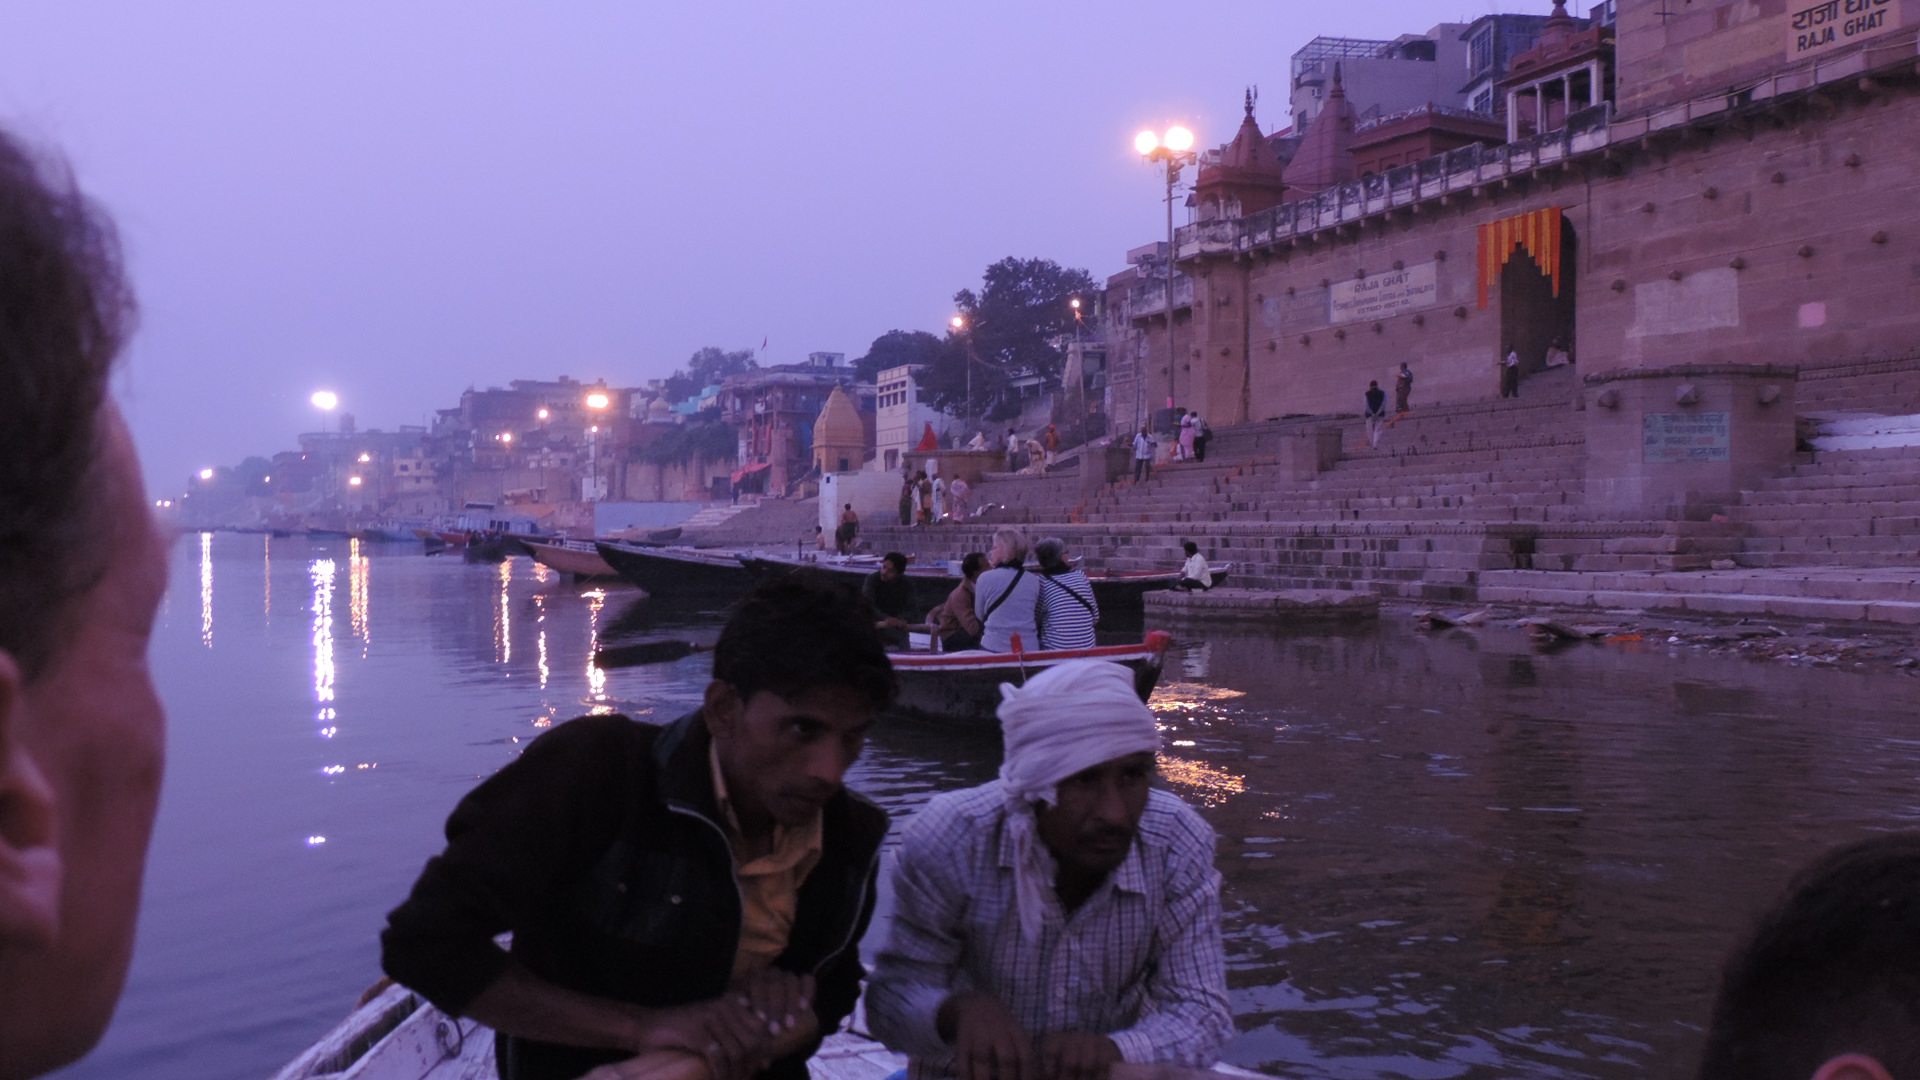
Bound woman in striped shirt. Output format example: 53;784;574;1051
1033;537;1098;651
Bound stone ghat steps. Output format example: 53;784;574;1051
1474;568;1920;625
1723;444;1920;567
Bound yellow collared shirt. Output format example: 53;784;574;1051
709;743;825;980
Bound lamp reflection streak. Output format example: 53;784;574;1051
263;534;272;617
535;597;549;689
349;539;370;648
199;531;214;648
495;559;512;663
585;588;607;705
311;558;337;740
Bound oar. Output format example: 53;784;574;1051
593;640;715;668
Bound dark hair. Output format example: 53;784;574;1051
0;131;134;680
711;574;895;710
881;551;907;573
960;552;988;579
1183;541;1199;556
1698;833;1920;1080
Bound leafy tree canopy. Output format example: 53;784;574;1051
854;329;951;385
662;347;756;405
923;257;1096;422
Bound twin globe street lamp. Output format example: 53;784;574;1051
1133;124;1196;431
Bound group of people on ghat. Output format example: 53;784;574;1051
12;125;1920;1080
861;529;1098;655
899;471;972;528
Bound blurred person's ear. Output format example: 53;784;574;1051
0;650;60;948
1813;1055;1894;1080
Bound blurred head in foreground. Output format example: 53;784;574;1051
1699;832;1920;1080
0;128;161;1080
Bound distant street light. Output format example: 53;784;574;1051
198;468;214;481
951;314;979;438
499;432;513;444
1135;124;1197;428
357;452;371;463
585;389;610;502
311;390;340;436
585;392;610;411
537;408;550;420
348;476;363;487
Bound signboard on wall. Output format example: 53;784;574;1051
1644;412;1731;464
1787;0;1904;60
1328;262;1439;325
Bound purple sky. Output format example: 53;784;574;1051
0;2;1538;495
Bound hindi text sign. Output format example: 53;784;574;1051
1644;412;1731;464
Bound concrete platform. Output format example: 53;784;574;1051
1146;586;1379;622
1476;567;1920;624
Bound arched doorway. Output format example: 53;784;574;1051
1479;208;1577;391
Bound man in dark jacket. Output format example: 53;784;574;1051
381;577;897;1080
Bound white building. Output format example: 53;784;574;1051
1289;26;1471;134
873;364;949;473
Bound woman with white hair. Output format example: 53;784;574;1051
974;528;1040;653
1033;537;1097;651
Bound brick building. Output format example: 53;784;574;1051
1104;0;1920;428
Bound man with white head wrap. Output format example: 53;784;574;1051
867;661;1231;1080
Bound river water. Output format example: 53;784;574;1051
53;533;1920;1080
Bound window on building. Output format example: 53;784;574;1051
1472;88;1494;114
1469;28;1495;75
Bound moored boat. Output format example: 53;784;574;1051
888;631;1173;725
523;539;620;580
741;553;1230;618
596;541;758;596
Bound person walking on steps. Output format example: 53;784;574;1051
1363;381;1387;449
1395;362;1414;413
1500;348;1521;399
1132;427;1156;483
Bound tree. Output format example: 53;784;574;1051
929;257;1097;422
662;347;757;404
854;329;951;385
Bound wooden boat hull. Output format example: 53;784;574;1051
596;541;757;596
739;554;958;615
887;632;1172;725
524;540;619;580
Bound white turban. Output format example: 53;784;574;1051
995;660;1160;941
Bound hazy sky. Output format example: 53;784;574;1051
0;2;1539;494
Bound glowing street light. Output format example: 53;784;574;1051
500;432;514;444
1134;122;1199;425
348;476;363;487
537;408;550;420
310;390;339;412
585;392;610;411
198;468;215;481
357;452;371;463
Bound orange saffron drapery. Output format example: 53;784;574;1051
1476;206;1564;309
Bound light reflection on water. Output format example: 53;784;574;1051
199;531;214;648
56;532;1920;1080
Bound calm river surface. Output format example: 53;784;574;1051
54;532;1920;1080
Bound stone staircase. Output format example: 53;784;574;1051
1727;445;1920;568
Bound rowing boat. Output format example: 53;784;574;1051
273;982;1260;1080
522;539;620;580
741;553;1232;618
887;632;1172;725
595;541;758;596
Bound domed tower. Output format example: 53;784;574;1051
811;385;868;475
1284;64;1357;195
1193;88;1290;222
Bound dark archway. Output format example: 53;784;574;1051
1498;218;1577;388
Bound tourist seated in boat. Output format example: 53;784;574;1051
0;129;164;1080
379;577;896;1080
927;552;987;652
975;529;1041;654
1033;538;1098;651
1175;541;1212;592
866;660;1231;1080
863;551;913;647
1696;832;1920;1080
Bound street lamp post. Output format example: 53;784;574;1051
950;315;975;440
1134;125;1195;434
584;389;610;502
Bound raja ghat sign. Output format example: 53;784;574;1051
1788;0;1903;60
1328;262;1438;325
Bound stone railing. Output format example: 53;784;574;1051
1175;103;1614;258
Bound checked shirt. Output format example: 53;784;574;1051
865;782;1232;1076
